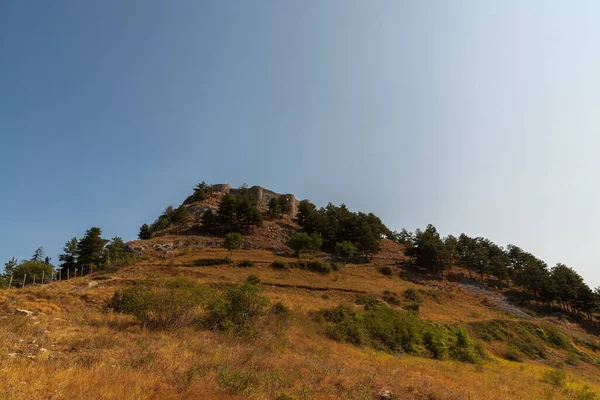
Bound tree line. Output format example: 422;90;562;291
395;224;599;321
2;227;135;288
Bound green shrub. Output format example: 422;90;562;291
237;259;254;267
271;301;290;315
290;259;332;274
271;260;290;270
544;325;570;349
335;241;356;260
205;283;269;336
405;303;421;312
504;346;524;362
319;304;482;363
355;295;385;310
245;274;260;285
107;276;210;329
382;295;402;306
378;266;393;276
541;368;567;388
288;232;322;256
218;365;254;393
331;262;343;271
403;288;424;304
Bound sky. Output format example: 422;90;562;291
1;1;599;288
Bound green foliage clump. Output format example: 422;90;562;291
192;181;215;201
405;224;452;276
296;201;389;257
320;303;484;362
218;365;254;393
403;288;424;304
288;232;322;256
335;241;356;260
223;232;243;259
271;260;290;270
238;259;254;267
290;259;332;274
378;266;393;276
213;192;263;234
205;283;269;336
504;346;525;362
355;295;386;310
541;368;567;388
107;276;210;329
268;196;291;218
138;223;152;240
245;274;260;285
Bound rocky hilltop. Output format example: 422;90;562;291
184;183;301;217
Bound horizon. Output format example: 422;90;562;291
1;1;600;289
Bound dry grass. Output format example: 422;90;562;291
0;243;599;399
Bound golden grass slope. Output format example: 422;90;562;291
0;240;599;399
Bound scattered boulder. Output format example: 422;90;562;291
379;390;393;400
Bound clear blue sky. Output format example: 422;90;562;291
1;1;599;288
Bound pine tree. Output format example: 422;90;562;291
138;224;151;240
268;198;281;217
77;227;108;269
31;246;44;262
278;196;291;217
59;237;79;276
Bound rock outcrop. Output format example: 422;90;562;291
185;183;301;217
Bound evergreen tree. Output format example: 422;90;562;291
105;237;126;265
288;232;322;256
193;181;215;201
58;237;78;276
31;246;44;262
4;257;18;277
268;198;281;217
407;224;451;276
77;227;108;269
278;196;291;217
138;224;151;240
170;205;190;224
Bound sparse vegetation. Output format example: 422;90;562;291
205;283;269;336
288;232;322;256
107;276;210;329
223;232;243;260
319;303;484;363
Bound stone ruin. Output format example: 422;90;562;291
184;183;302;217
211;184;299;217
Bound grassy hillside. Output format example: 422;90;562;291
0;232;599;400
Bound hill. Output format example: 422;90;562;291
0;183;599;400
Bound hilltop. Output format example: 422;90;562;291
0;183;599;400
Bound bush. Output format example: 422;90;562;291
237;259;254;267
320;304;482;362
504;346;524;362
403;288;424;304
541;368;567;388
288;232;322;256
107;276;209;329
544;325;570;349
271;260;290;270
205;283;269;336
245;274;260;285
331;262;343;271
290;259;332;274
335;241;356;260
378;266;393;276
